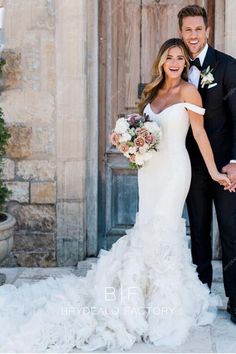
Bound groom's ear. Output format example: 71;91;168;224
178;29;183;39
206;26;210;40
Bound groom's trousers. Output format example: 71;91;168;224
187;168;236;297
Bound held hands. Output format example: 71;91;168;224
222;163;236;192
212;171;232;189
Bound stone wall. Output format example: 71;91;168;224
0;0;88;266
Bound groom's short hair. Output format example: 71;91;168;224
178;5;208;30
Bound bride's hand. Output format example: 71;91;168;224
212;171;231;188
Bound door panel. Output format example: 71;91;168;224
98;0;141;250
105;156;138;249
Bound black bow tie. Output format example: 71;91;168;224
189;57;202;71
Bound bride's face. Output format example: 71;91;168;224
163;47;186;79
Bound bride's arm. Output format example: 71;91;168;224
182;84;231;187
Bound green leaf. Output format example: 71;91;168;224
0;107;12;211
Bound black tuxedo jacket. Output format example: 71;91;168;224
186;45;236;172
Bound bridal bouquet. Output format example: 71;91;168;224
110;113;161;169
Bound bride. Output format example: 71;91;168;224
0;38;230;353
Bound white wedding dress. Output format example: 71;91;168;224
0;102;218;353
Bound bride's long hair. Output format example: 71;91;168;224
138;38;190;114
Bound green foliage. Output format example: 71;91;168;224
0;106;12;212
0;58;6;74
129;162;139;170
0;108;11;157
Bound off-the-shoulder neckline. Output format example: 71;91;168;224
147;102;204;116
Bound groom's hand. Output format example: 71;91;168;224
222;163;236;192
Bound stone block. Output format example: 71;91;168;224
55;0;87;80
57;119;86;160
0;49;22;90
57;238;85;266
56;201;86;265
6;123;32;159
2;158;15;180
16;160;56;181
14;251;56;267
31;0;55;31
40;42;56;93
4;0;55;47
32;126;56;158
22;33;41;91
56;82;86;122
5;181;29;203
57;160;86;200
13;231;55;251
7;203;56;232
1;89;55;125
30;181;56;204
57;201;86;239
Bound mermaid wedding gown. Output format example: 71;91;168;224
0;103;218;353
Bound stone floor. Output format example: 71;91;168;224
0;260;236;353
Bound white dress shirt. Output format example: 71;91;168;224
188;43;208;88
188;44;236;164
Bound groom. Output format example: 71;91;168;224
178;5;236;324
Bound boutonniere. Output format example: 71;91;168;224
200;66;215;88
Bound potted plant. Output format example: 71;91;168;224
0;57;15;285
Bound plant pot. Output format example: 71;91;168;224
0;212;16;264
0;212;16;285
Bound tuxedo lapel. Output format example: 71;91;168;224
198;46;218;95
201;45;217;72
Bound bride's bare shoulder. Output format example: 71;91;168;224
180;81;198;94
180;82;202;106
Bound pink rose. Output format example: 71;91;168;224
136;127;149;138
134;136;145;147
119;144;129;153
129;155;136;163
145;134;156;144
110;132;120;146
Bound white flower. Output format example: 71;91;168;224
139;143;149;154
200;66;215;88
119;132;132;143
144;121;159;134
201;72;214;84
135;153;144;166
115;118;129;134
129;146;137;154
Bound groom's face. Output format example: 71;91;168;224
179;16;210;58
